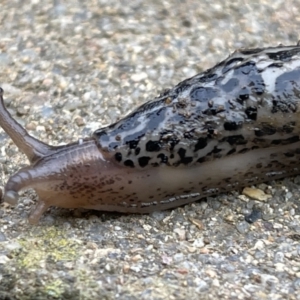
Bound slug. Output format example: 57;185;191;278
1;44;300;224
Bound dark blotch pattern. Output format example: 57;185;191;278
194;137;208;152
227;148;236;155
222;57;244;74
93;45;300;171
197;157;206;163
223;135;246;146
238;148;249;154
124;160;134;168
146;140;161;152
213;146;222;154
267;48;300;62
157;153;168;164
224;121;242;131
284;152;295;158
268;62;283;68
135;147;141;155
115;152;122;162
255;124;277;137
128;140;139;149
245;106;257;120
138;156;151;167
178;148;193;165
282;122;295;134
237;87;250;103
239;48;264;55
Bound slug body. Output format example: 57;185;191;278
2;45;300;224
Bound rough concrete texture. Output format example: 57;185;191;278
0;1;300;299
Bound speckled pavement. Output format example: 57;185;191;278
0;1;300;299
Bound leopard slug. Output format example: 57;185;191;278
1;44;300;224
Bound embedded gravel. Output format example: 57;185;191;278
0;1;300;299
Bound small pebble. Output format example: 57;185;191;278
242;187;272;201
245;209;262;224
17;106;30;116
74;116;85;126
0;231;7;242
236;221;250;234
131;72;148;82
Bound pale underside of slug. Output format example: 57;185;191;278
1;44;300;224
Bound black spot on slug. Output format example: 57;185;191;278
128;139;139;149
157;153;168;164
115;152;122;162
222;57;244;74
197;157;206;163
213;146;222;154
169;139;179;151
239;48;264;55
135;147;141;155
271;139;281;145
173;82;191;95
252;84;264;95
177;148;193;165
124;160;134;168
224;135;246;146
255;124;276;137
282;136;299;145
224;121;242;131
198;73;218;83
138;156;151;167
284;152;295;157
238;148;249;154
271;100;296;113
245;106;257;120
282;122;295;134
151;162;159;167
267;48;300;62
194;137;207;152
268;62;283;68
227;148;236;155
146;140;161;152
237;87;250;104
236;61;256;75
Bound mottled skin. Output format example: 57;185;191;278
96;45;300;167
1;44;300;224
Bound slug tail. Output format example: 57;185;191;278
2;166;33;204
0;88;53;163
